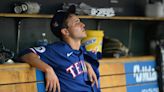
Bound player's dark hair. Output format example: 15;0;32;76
50;11;73;40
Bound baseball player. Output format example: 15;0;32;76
19;11;100;92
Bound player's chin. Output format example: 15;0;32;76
82;32;87;37
82;34;87;38
79;34;87;39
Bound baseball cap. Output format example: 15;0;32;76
50;11;71;39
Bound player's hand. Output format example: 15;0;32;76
45;67;60;92
85;62;98;88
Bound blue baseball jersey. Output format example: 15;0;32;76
20;41;100;92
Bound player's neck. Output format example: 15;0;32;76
64;38;81;50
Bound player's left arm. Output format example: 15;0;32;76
85;62;98;88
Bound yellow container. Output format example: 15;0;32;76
82;30;104;52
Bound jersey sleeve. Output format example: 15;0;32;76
29;46;47;56
18;48;34;57
19;46;46;57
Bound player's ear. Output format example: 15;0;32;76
61;28;69;36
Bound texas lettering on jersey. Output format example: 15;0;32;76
66;61;87;78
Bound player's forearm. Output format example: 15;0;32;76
85;62;92;70
20;52;53;73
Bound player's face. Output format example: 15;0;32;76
66;14;86;40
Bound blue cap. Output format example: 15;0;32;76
50;11;70;39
